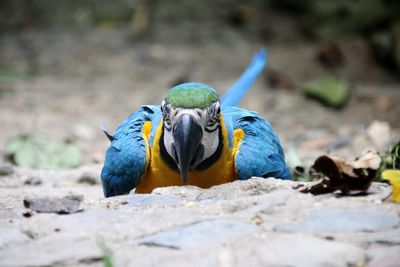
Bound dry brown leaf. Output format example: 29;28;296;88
299;152;381;195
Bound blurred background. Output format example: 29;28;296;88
0;0;399;171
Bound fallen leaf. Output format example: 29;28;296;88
23;195;83;214
22;230;35;239
301;75;350;108
268;71;294;89
316;42;344;68
98;239;116;267
382;170;400;203
0;69;26;81
300;152;381;195
6;134;81;169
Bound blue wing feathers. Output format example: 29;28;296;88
220;49;290;180
223;106;291;180
221;48;267;107
101;105;158;197
101;48;288;197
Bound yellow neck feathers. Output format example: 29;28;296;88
135;115;243;193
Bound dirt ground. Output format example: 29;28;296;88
0;22;399;168
0;13;400;267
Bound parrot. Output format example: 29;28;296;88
101;48;291;197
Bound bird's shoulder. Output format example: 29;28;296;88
111;105;161;149
222;106;290;180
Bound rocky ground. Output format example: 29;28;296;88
0;16;400;267
0;169;399;267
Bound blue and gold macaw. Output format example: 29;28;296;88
101;49;291;197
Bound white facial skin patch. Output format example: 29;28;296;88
162;101;221;169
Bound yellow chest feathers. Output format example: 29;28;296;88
135;118;245;193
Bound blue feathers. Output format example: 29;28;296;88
99;124;114;142
223;106;291;180
101;48;290;197
221;48;267;107
219;48;291;180
101;106;158;197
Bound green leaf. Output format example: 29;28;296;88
22;230;35;239
5;134;81;170
0;69;26;81
301;75;350;108
98;239;115;267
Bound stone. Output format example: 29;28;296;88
72;124;95;141
118;194;183;210
367;121;391;150
23;175;42;185
197;177;296;201
0;176;399;267
134;219;257;248
0;164;14;176
0;228;30;248
275;209;400;233
0;237;102;267
23;195;83;214
234;234;364;267
367;244;400;267
78;172;99;185
151;185;203;201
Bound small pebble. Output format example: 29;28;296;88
78;172;99;185
23;195;83;214
367;120;391;149
24;175;42;186
0;164;14;176
22;211;33;218
325;236;335;240
72;124;95;141
251;213;263;225
91;152;103;164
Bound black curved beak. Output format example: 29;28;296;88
172;114;203;183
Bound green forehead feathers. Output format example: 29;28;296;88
165;83;219;109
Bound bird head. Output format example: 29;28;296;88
161;83;222;183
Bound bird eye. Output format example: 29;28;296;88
161;101;172;130
205;101;220;131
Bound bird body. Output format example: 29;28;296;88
101;49;291;197
135;109;236;193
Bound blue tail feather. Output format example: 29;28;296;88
221;48;267;107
